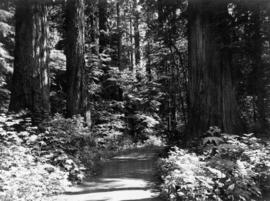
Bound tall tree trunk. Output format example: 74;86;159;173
169;66;177;132
265;4;270;130
9;0;50;120
65;0;87;117
129;12;134;71
86;0;99;55
116;2;122;70
187;0;243;138
98;0;107;53
146;40;151;80
250;5;267;132
133;0;140;67
145;11;151;80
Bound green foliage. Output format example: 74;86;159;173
159;130;270;201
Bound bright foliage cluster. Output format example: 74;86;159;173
159;128;270;201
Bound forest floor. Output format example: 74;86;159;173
54;146;164;201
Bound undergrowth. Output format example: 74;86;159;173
0;109;164;201
158;127;270;201
0;112;70;201
0;112;115;200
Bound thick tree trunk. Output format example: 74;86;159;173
65;0;87;117
265;2;270;130
187;0;243;138
9;0;50;119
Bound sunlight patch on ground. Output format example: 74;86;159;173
56;178;159;201
67;178;152;192
58;189;158;201
55;148;162;201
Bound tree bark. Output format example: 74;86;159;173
133;0;140;67
250;5;267;132
86;0;99;55
146;11;151;80
98;0;107;53
187;0;243;138
9;0;50;119
116;2;123;70
146;41;151;80
129;11;134;71
65;0;87;117
265;3;270;130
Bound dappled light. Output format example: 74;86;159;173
56;150;162;201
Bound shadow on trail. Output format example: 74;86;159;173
65;187;148;195
84;198;161;201
56;146;164;201
121;198;162;201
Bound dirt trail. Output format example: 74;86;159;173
56;147;163;201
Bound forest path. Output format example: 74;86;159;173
56;147;164;201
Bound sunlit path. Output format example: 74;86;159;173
56;148;163;201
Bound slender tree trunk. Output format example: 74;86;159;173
187;0;243;138
129;13;134;71
133;0;140;67
86;0;99;55
146;12;151;81
123;9;130;70
65;0;87;117
116;2;122;70
146;41;151;80
251;6;267;132
98;0;107;53
9;0;50;119
169;66;177;133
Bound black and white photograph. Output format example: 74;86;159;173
0;0;270;200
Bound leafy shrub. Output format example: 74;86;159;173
125;92;161;142
0;144;69;201
96;66;163;143
91;100;128;151
207;133;270;200
0;112;100;191
158;129;270;201
159;147;218;201
0;113;71;201
38;114;98;181
144;135;165;147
